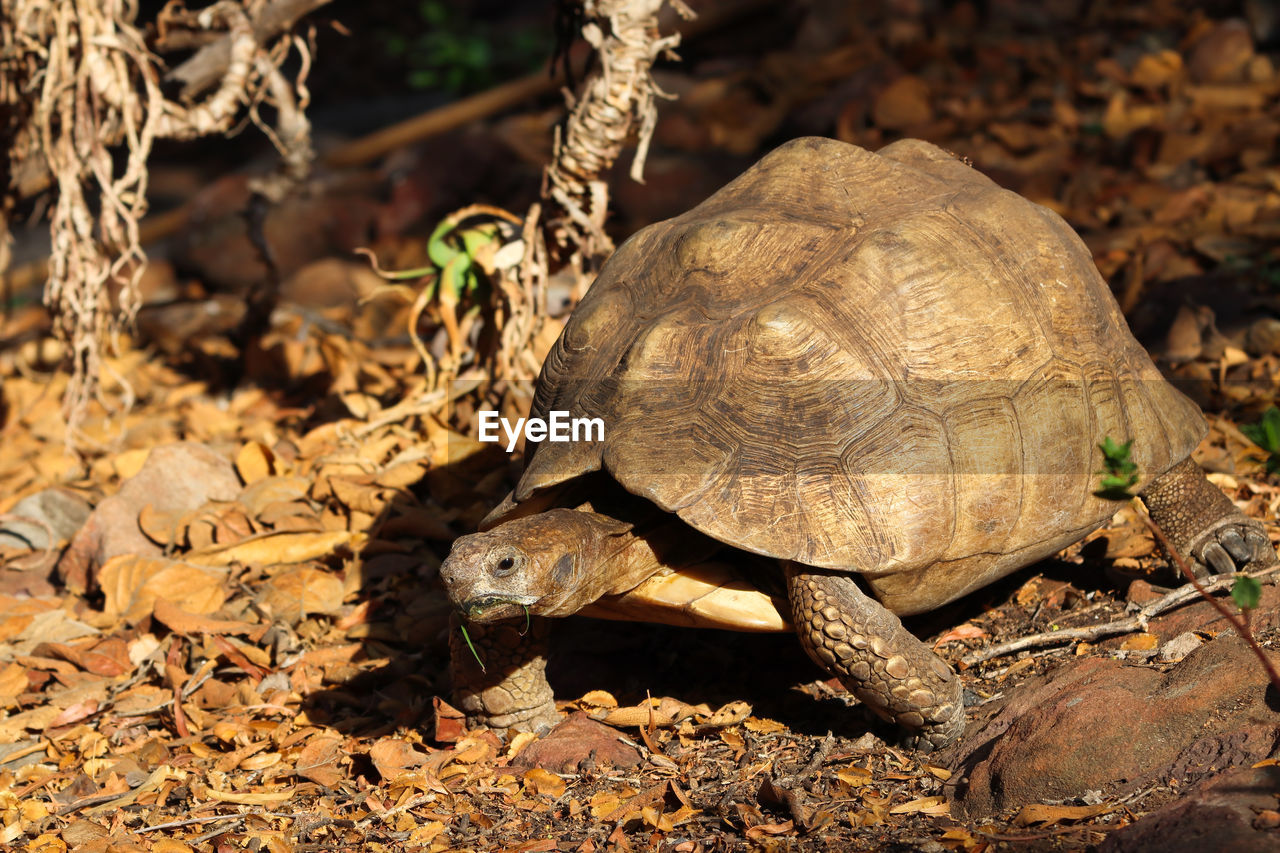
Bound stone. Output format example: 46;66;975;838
1098;765;1280;853
509;712;642;773
950;635;1279;816
1157;631;1204;663
56;443;241;593
0;488;92;551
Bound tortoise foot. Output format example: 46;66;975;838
1141;458;1278;578
785;565;964;751
449;614;560;735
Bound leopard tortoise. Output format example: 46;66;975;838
439;137;1275;749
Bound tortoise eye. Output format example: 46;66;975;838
490;549;523;578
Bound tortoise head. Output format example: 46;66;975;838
440;508;633;622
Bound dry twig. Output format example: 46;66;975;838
962;563;1280;666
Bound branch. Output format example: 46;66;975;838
165;0;333;99
1136;506;1280;691
961;563;1280;667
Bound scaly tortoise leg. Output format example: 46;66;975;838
1140;458;1278;577
449;614;560;734
785;564;964;750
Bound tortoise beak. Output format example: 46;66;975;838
460;594;536;623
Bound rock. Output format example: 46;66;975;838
1098;765;1280;853
950;635;1278;816
1157;631;1204;663
509;712;642;773
0;488;92;551
56;443;241;593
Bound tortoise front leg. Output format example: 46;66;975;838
449;614;560;734
785;565;964;750
1140;457;1277;577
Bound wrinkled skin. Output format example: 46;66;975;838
441;508;654;621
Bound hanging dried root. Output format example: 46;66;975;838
544;0;695;268
0;0;317;434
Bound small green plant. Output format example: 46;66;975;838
459;622;486;672
1094;436;1138;500
1232;573;1263;611
383;1;549;95
1240;406;1280;474
426;218;502;302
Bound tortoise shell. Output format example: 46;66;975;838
508;137;1203;615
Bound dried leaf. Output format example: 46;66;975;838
889;796;950;816
933;623;988;647
370;737;430;779
98;555;226;625
186;529;363;568
235;442;276;484
1121;632;1159;651
523;767;568;798
256;566;346;619
151;598;258;636
1013;802;1112;826
294;735;346;787
205;788;294;805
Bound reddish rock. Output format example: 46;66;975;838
56;443;241;593
950;635;1279;816
1098;765;1280;853
509;712;642;773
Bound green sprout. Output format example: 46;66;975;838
1232;574;1263;611
426;218;502;303
1240;406;1280;474
458;623;485;672
1094;436;1138;500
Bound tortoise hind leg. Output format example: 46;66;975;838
785;565;964;750
449;614;560;734
1140;457;1277;577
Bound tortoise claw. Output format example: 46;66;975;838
1201;542;1236;577
1219;528;1251;562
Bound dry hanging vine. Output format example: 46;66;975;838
1;0;318;432
544;0;695;270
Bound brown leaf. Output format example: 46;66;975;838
235;442;276;485
152;598;259;637
256;566;346;621
523;767;568;798
1130;50;1184;88
46;699;99;728
294;734;346;787
98;555;226;625
889;796;950;816
238;476;311;516
433;696;466;743
186;529;362;568
137;503;187;547
744;820;794;839
1013;802;1112;826
872;75;931;130
0;663;28;702
1121;632;1159;651
369;737;430;779
933;623;989;648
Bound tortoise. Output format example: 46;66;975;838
439;137;1276;749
